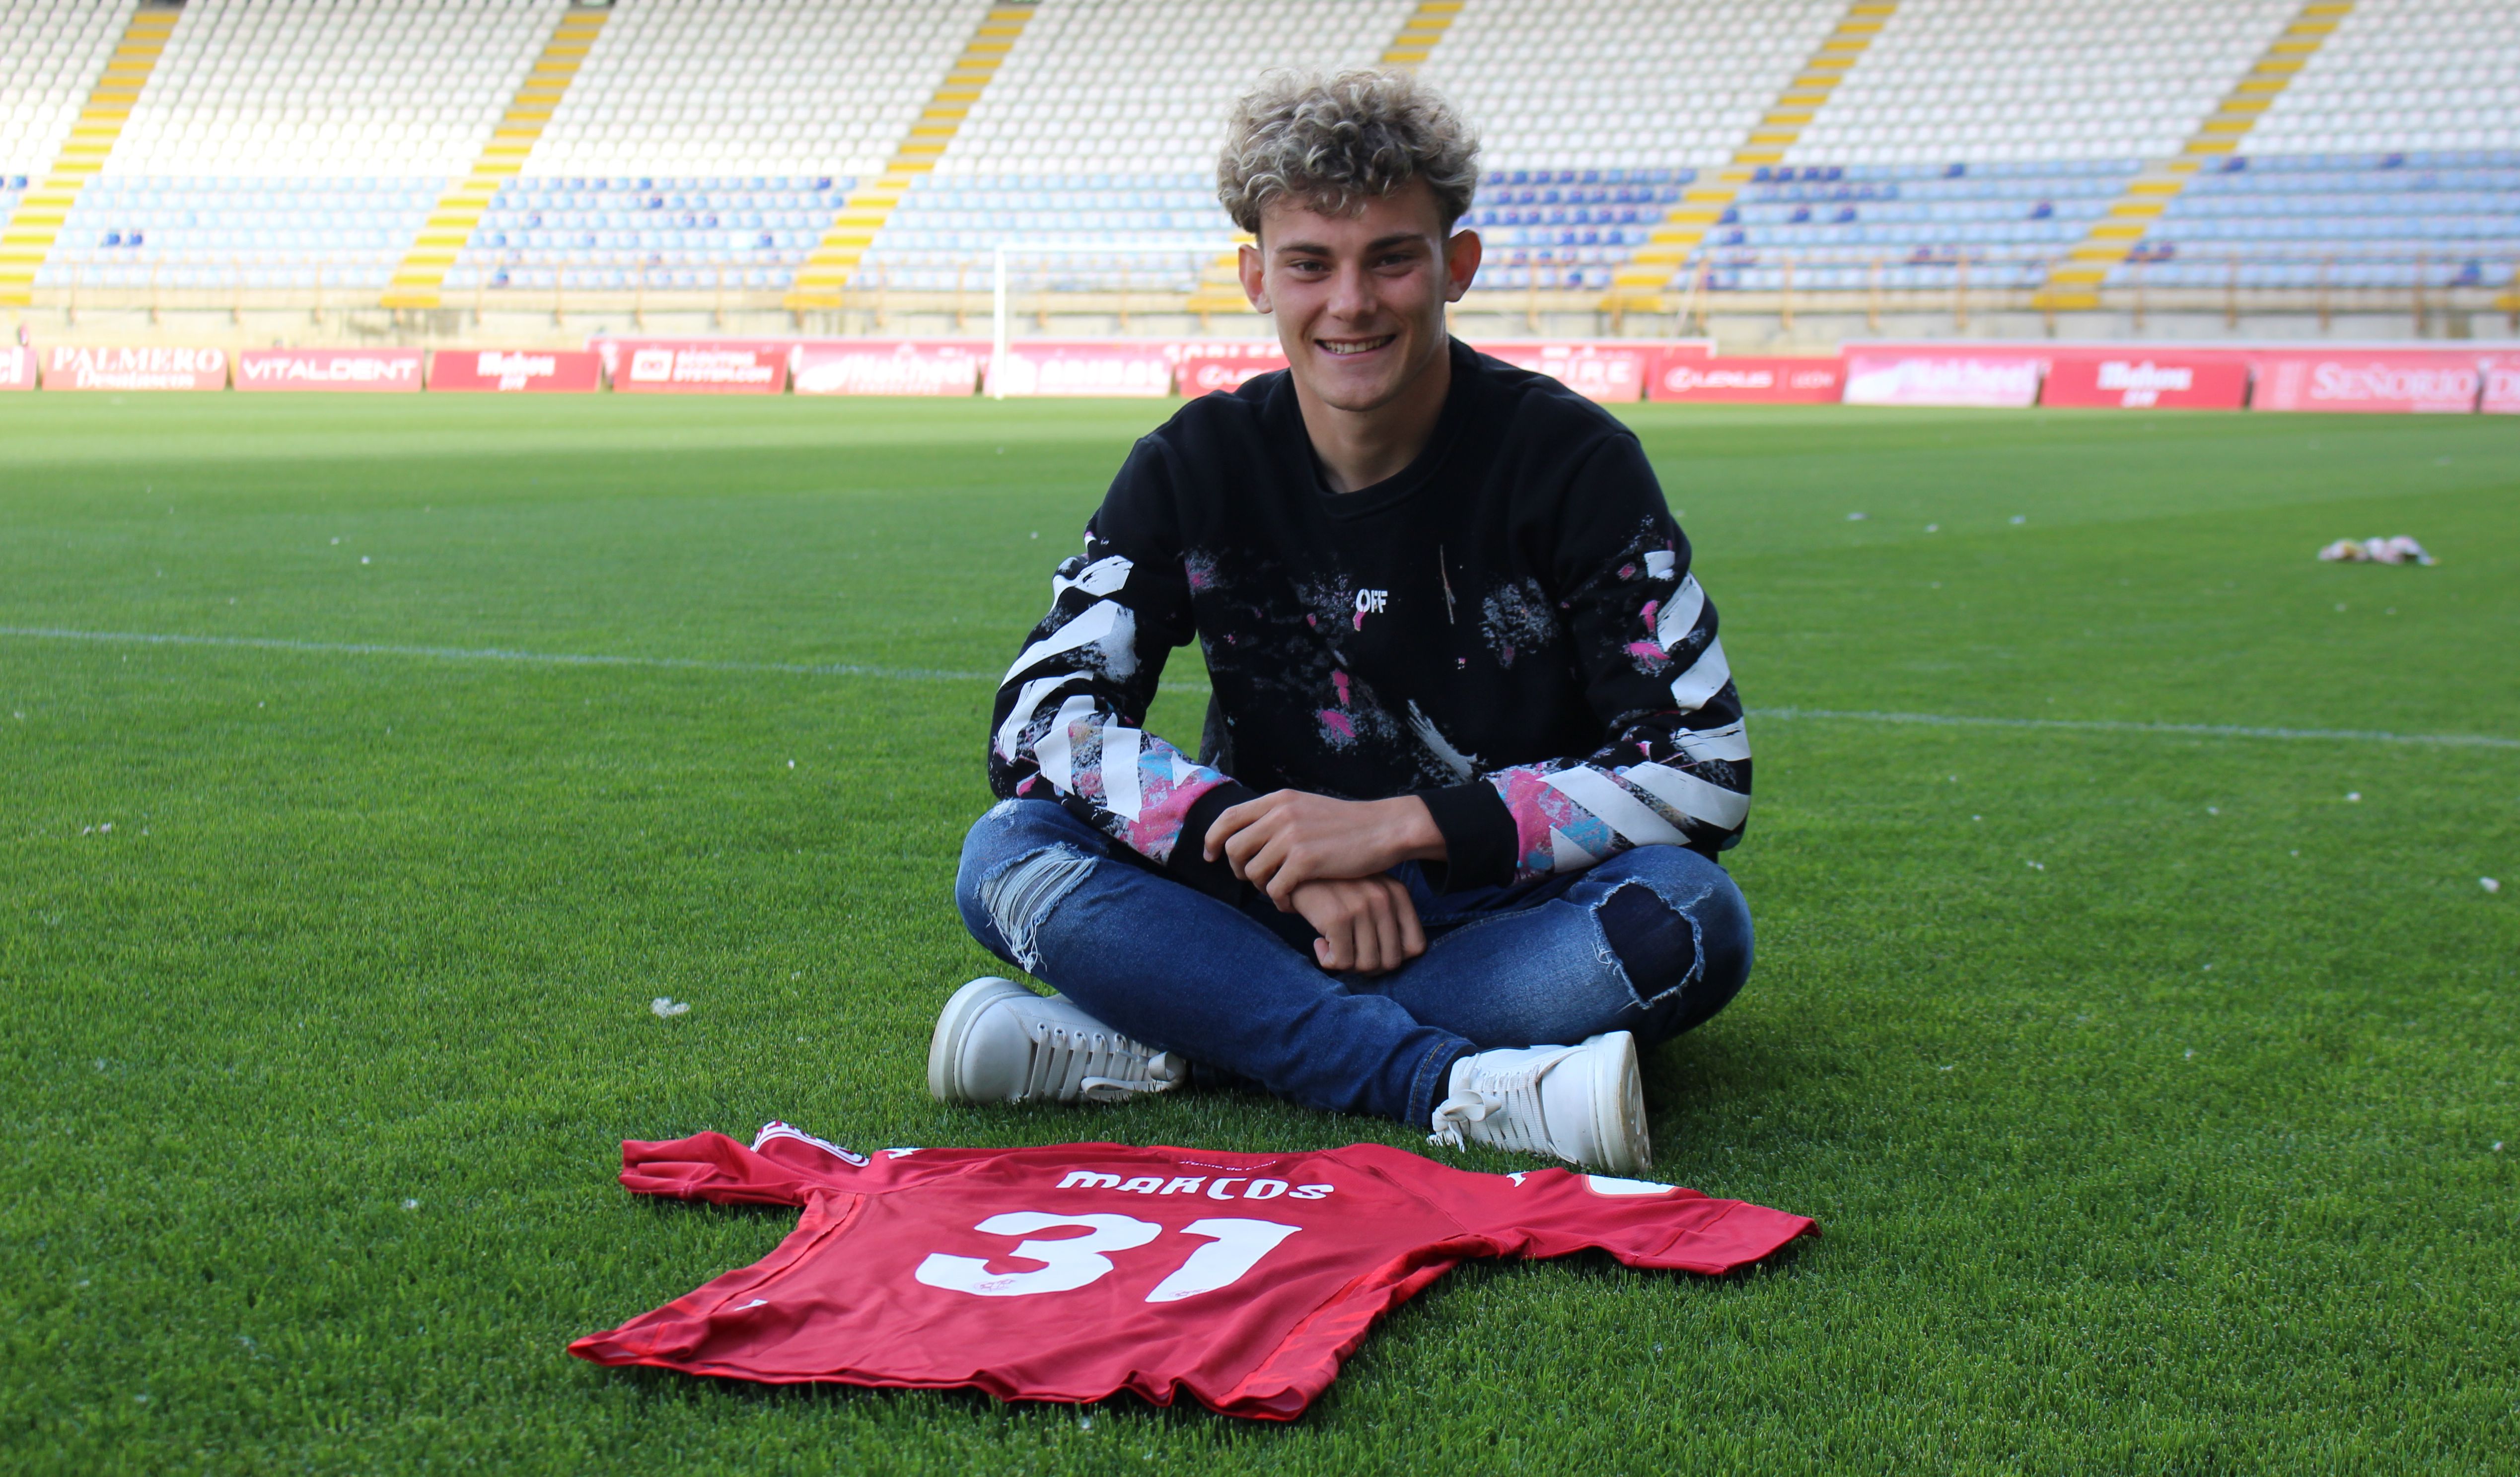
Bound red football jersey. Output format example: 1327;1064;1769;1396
570;1122;1817;1419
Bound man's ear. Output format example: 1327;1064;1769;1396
1238;241;1269;314
1442;229;1481;303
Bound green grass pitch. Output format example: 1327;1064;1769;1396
3;390;2515;1475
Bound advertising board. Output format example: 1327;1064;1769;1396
429;349;603;393
1842;352;2043;408
1472;340;1680;403
0;344;33;390
602;338;788;395
235;347;424;392
984;340;1175;398
1169;340;1287;397
791;340;985;396
2247;350;2481;413
2039;354;2249;410
1649;354;1844;404
41;345;229;391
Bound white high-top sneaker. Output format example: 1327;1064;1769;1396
927;977;1188;1106
1427;1031;1650;1173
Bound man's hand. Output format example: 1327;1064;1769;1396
1288;876;1426;975
1204;791;1447;907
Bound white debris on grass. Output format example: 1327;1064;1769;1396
2009;515;2027;525
402;1198;420;1210
651;997;691;1018
2025;860;2045;871
2485;878;2503;895
2346;792;2362;802
2317;535;2434;565
1847;511;1869;521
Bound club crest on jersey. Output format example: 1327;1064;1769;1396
1059;1169;1332;1200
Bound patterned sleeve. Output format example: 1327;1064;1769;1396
1472;435;1752;884
989;442;1253;877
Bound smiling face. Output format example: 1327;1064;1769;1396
1239;179;1481;417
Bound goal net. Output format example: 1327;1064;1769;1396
989;240;1250;396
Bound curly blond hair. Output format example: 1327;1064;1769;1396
1217;69;1480;236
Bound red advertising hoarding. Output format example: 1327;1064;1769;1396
429;348;603;393
1649;353;1844;404
1169;340;1287;397
791;340;985;397
0;344;33;390
1843;351;2043;408
235;347;423;392
42;345;228;391
2039;354;2249;410
1472;341;1695;404
2247;350;2481;413
601;338;789;395
984;340;1175;398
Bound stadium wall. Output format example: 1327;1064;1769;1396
6;333;2515;414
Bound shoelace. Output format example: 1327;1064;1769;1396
1024;1020;1179;1104
1428;1050;1573;1154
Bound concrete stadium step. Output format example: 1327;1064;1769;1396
381;6;610;310
786;4;1036;310
2037;0;2353;311
0;3;178;307
1603;0;1895;316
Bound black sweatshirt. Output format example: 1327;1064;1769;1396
988;338;1749;898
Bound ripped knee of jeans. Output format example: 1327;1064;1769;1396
1595;882;1704;1010
1596;876;1751;1037
976;844;1097;975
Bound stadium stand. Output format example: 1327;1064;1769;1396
0;0;169;304
850;0;1411;301
1430;0;1845;294
386;2;603;307
0;0;2512;327
44;0;558;296
786;0;1025;308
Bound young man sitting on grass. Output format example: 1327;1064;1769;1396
932;70;1752;1173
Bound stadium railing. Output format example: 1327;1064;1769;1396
34;246;2518;341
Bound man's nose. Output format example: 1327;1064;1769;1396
1326;260;1377;319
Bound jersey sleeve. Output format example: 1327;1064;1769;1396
617;1122;893;1207
1410;1158;1815;1274
988;434;1255;892
1444;433;1752;889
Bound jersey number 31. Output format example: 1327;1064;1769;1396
915;1213;1301;1302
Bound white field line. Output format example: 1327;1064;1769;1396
0;625;996;684
5;625;2516;751
1754;706;2520;752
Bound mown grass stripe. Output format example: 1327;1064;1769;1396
7;625;2514;751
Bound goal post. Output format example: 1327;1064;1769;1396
990;239;1250;400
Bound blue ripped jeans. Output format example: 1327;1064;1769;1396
953;798;1753;1127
